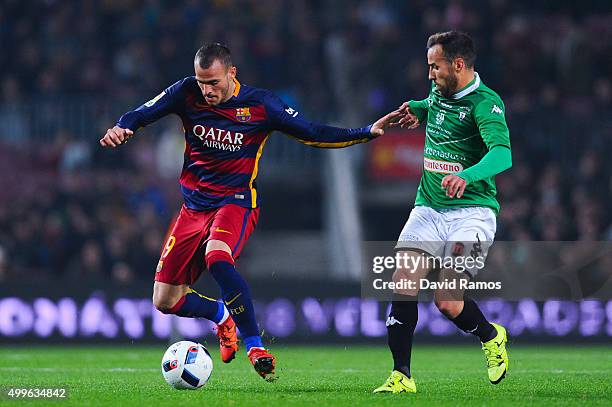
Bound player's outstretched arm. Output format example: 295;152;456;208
266;92;405;148
99;126;134;148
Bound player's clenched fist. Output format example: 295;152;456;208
441;174;467;199
99;126;134;148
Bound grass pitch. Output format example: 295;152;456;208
0;344;610;406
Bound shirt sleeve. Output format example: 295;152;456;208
116;78;187;131
408;98;429;123
472;96;511;150
456;145;512;184
264;92;374;148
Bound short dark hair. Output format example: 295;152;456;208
427;31;476;68
194;42;232;69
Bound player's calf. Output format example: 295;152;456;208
386;295;418;379
443;296;497;343
153;282;238;363
383;251;430;379
154;284;226;321
434;299;464;319
206;248;267;356
433;270;497;342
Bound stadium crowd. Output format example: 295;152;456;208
0;0;610;282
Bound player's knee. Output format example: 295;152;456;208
435;298;463;318
152;286;186;314
205;245;234;270
205;239;232;256
153;295;178;314
392;261;424;296
391;269;419;296
391;268;403;283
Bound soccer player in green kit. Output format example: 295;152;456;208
374;31;512;394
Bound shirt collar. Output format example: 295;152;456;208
450;72;480;99
232;77;241;98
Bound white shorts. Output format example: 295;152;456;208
396;206;496;276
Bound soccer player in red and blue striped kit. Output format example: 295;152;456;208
100;43;400;381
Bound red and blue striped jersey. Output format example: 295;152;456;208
117;77;374;210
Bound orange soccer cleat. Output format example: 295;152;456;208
215;316;238;363
247;347;277;382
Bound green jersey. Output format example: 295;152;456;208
409;73;510;214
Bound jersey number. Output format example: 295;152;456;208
161;235;176;258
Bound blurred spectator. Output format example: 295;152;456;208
112;262;136;285
0;245;6;282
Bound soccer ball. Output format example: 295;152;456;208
161;341;213;389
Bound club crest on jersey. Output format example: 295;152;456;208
436;111;445;125
235;107;251;122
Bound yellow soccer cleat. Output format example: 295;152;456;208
373;370;416;394
482;322;509;384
